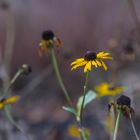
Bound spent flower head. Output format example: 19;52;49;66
71;51;112;73
95;82;126;97
109;95;135;118
0;96;20;109
38;30;61;56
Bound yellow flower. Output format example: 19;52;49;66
38;30;61;56
0;96;20;109
68;124;90;138
95;82;126;97
71;51;112;73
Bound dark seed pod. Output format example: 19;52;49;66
21;64;32;75
117;95;131;108
42;30;55;41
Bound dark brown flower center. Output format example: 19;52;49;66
84;52;97;61
117;95;131;107
42;30;55;41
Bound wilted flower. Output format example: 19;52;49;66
0;96;20;109
71;51;112;73
95;82;126;97
108;95;135;118
38;30;61;56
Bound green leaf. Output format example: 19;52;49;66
77;90;97;109
62;106;77;115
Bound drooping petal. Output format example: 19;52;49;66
0;104;4;109
92;60;98;67
96;60;102;66
100;60;108;71
4;96;20;105
84;61;92;72
71;61;87;70
71;58;85;66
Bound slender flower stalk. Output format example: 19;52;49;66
127;0;140;35
79;72;89;125
77;72;89;140
4;106;31;140
129;113;140;140
113;109;121;140
50;47;73;106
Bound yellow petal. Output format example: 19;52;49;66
97;52;104;57
97;52;111;58
68;124;90;138
71;58;84;66
4;96;20;105
92;60;98;67
100;56;113;60
71;61;87;70
84;61;92;72
0;103;4;109
100;60;108;71
96;60;102;66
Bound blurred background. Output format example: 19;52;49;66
0;0;140;140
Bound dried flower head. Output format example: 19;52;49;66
95;82;126;97
71;51;112;73
108;95;135;118
21;64;32;75
0;96;20;109
38;30;61;56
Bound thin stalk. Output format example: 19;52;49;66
113;109;121;140
77;72;89;140
2;69;24;97
129;113;140;140
127;0;140;38
4;106;31;140
50;47;72;106
79;72;89;126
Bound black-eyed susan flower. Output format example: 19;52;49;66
95;82;126;97
0;96;20;109
71;51;112;73
38;30;61;56
68;124;90;138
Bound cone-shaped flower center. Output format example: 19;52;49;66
117;95;131;107
84;52;97;61
42;30;55;41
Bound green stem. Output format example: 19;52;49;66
2;69;23;97
4;106;30;140
79;72;89;126
77;72;89;140
113;110;121;140
50;47;72;106
129;113;140;140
